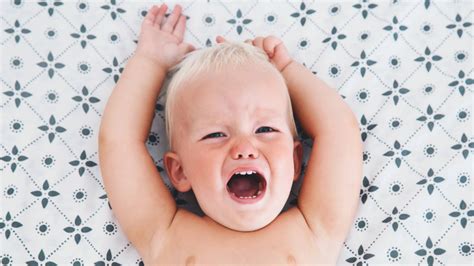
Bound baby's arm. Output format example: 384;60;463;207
99;4;194;258
282;61;363;242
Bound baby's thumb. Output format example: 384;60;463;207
179;43;196;54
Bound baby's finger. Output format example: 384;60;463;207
155;4;167;27
162;4;182;32
263;35;282;57
252;37;264;50
173;15;186;42
216;35;227;43
143;5;160;26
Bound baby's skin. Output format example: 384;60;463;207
99;3;363;265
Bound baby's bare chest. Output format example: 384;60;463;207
146;208;336;265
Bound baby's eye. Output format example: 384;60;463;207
203;132;226;139
256;126;276;133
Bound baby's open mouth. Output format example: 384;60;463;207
226;171;267;199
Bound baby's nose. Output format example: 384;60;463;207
231;139;259;160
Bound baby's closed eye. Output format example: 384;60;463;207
202;127;278;139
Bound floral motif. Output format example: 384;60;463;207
2;81;32;108
353;0;377;19
449;200;474;229
346;245;375;264
70;25;96;49
446;14;472;38
360;176;378;204
37;52;65;79
360;115;377;142
351;50;377;77
0;212;23;239
448;70;473;96
451;133;474;159
382;207;410;232
227;9;252;34
69;150;98;177
31;180;60;208
0;145;28;173
4;20;31;43
383;16;408;41
416;105;445;131
38;115;67;143
72;86;101;114
383;140;411;168
290;2;316;26
322;26;346;50
382;80;410;105
63;215;92;244
414;237;446;266
414;47;442;72
416;168;445;195
101;0;126;20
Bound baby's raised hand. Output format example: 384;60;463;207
136;4;195;70
216;35;293;72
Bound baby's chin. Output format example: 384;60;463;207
205;208;279;232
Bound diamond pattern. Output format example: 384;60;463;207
0;0;472;264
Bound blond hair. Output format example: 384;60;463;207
164;41;297;150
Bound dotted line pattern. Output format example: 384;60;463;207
437;151;459;174
89;43;112;65
343;242;356;256
49;199;74;225
57;72;81;95
400;187;423;212
433;31;453;53
400;1;422;22
367;68;391;90
22;8;45;26
366;131;393;150
57;135;78;158
186;27;205;47
366;97;390;125
367;33;391;58
83;235;105;260
400;96;424;114
56;9;80;32
117;15;138;37
436;123;459;142
400;222;423;247
307;16;330;36
19;132;47;154
400;62;423;86
402;123;425;147
338;67;358;90
56;41;79;60
308;42;330;69
368;9;390;24
47;234;73;259
0;98;12;109
91;75;112;95
23;69;47;90
243;27;256;38
339;43;357;59
89;12;109;32
112;242;132;261
280;20;297;38
434;64;457;80
400;34;420;54
369;157;393;184
367;223;390;250
85;168;105;191
12;230;35;259
218;0;234;16
400;158;426;178
369;193;390;216
433;220;456;247
57;104;81;124
0;35;13;46
83;200;107;224
434;86;456;113
11;197;40;220
22;36;46;61
23;99;47;123
431;1;455;23
50;169;77;188
18;164;41;191
339;11;359;32
89;104;103;117
436;186;458;209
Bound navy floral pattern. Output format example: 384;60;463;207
0;1;472;265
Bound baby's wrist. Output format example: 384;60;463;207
132;52;168;73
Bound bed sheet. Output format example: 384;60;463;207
0;0;472;264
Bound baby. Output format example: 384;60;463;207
99;3;363;265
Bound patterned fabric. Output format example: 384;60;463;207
0;0;472;265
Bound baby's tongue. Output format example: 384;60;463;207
228;175;259;197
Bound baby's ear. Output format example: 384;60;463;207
293;141;303;182
164;151;192;192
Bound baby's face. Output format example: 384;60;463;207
165;63;301;232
